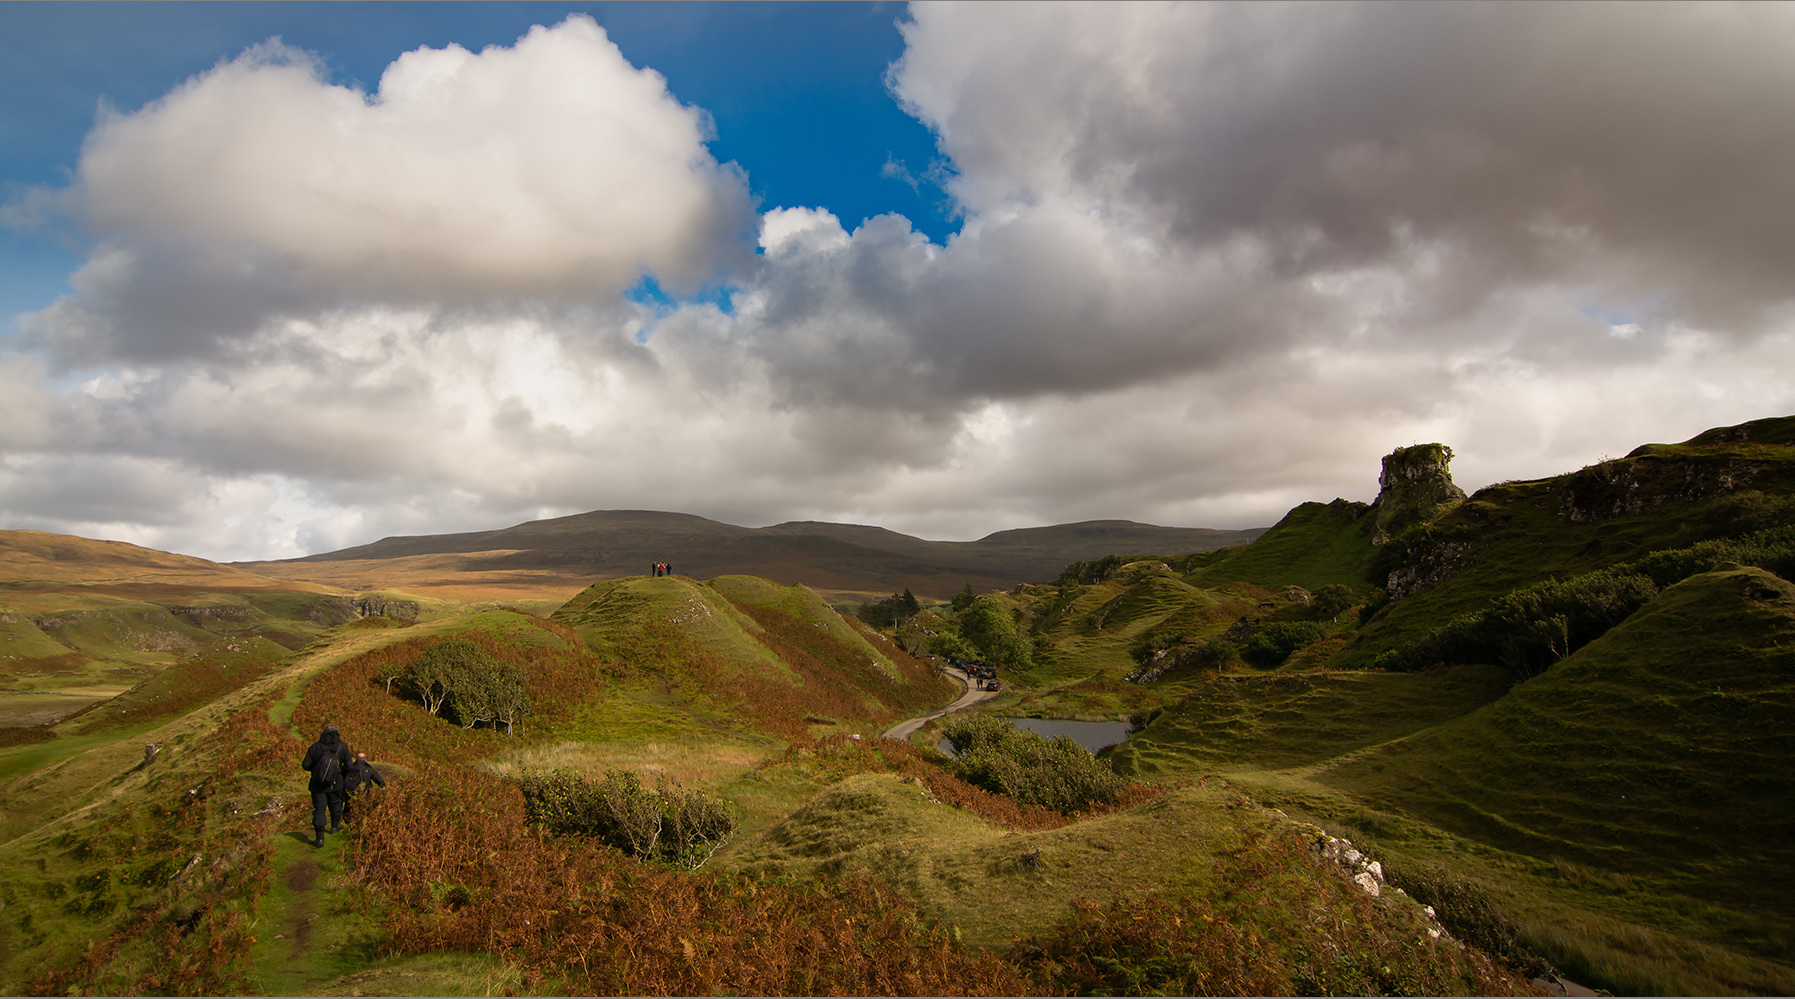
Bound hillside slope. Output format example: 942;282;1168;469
242;510;1264;603
0;530;394;730
1000;414;1795;995
1324;567;1795;939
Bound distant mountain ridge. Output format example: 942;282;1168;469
253;511;1267;600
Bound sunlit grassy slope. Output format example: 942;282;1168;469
551;573;953;739
1070;417;1795;995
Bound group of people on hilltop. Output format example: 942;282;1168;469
299;724;386;848
649;561;674;577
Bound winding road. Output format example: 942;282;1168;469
883;665;999;741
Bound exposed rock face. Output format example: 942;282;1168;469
1127;646;1205;685
1385;538;1473;599
352;595;420;621
1558;456;1760;523
171;605;254;625
1371;444;1468;545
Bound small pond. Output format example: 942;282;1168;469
938;717;1133;757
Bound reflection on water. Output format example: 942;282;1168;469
939;717;1132;756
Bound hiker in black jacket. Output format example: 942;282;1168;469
341;752;386;823
300;723;353;847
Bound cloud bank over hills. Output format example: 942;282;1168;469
4;3;1794;561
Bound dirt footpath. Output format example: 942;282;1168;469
883;666;997;741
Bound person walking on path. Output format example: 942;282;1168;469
342;752;386;824
300;723;353;847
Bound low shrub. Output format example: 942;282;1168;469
517;768;737;870
941;715;1127;815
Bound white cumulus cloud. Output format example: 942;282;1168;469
35;15;754;363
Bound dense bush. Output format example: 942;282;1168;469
941;714;1126;815
1312;583;1357;619
1623;525;1795;588
406;638;532;733
517;768;737;870
1376;568;1657;676
1375;521;1795;679
926;630;977;663
1240;621;1330;669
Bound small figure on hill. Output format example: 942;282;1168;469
665;563;673;576
342;751;386;823
300;723;353;848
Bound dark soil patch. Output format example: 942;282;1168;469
284;857;319;893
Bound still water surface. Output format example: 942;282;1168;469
939;717;1132;756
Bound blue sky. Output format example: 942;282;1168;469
1;2;952;325
2;2;1793;561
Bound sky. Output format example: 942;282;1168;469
2;1;1793;563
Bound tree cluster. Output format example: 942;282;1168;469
517;768;738;870
378;637;532;734
854;588;921;628
958;595;1034;670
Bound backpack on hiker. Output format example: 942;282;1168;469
317;749;343;787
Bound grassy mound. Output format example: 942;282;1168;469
552;574;954;740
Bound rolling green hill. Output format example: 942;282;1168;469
1012;415;1795;995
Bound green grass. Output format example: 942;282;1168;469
552;576;791;677
1320;570;1794;940
1109;664;1517;775
0;606;83;661
1188;499;1378;589
1152;567;1795;995
732;774;1252;949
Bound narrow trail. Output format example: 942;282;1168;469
255;826;355;994
883;666;998;742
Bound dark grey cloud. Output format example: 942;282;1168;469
896;2;1795;333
